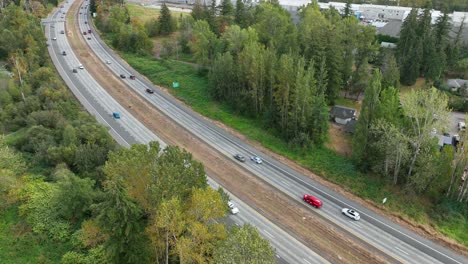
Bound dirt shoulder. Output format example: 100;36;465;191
65;0;464;261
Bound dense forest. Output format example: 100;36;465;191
0;2;275;263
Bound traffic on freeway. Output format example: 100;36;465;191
72;1;468;263
45;1;328;263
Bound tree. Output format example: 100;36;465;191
220;0;234;16
190;20;221;67
213;224;276;264
93;178;150;264
397;9;421;85
343;0;353;18
352;70;382;168
447;118;468;200
191;0;206;21
234;0;246;27
158;3;174;35
401;87;450;180
381;54;400;90
349;58;370;99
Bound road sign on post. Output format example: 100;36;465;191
172;82;179;88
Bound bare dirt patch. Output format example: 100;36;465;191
65;0;467;260
325;123;352;157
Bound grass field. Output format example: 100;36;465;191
122;53;468;247
0;206;72;264
127;4;189;24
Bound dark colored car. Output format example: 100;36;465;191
83;31;87;35
87;37;91;40
62;51;67;55
88;29;91;33
119;74;126;79
129;75;136;80
303;194;322;208
72;68;78;73
146;89;154;94
233;154;246;162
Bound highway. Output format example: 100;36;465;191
68;2;468;264
45;1;329;263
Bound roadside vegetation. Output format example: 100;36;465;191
94;0;468;247
0;1;275;263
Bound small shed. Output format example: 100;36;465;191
330;105;357;125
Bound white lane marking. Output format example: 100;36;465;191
303;258;312;264
263;230;274;238
280;180;290;186
395;246;409;255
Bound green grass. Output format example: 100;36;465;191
334;97;361;111
0;206;72;264
127;4;189;24
122;54;468;247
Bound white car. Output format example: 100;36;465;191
342;208;360;221
228;201;239;215
458;122;466;131
106;60;111;64
78;64;84;69
52;37;57;40
250;156;263;164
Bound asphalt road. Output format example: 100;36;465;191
67;3;468;264
45;2;328;263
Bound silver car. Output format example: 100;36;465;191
342;208;360;221
250;156;263;164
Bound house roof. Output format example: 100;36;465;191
376;20;402;37
331;105;356;119
344;119;357;133
447;79;468;88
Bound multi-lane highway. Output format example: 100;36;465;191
45;2;329;263
47;0;468;263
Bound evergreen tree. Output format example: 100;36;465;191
397;9;420;85
352;70;382;169
192;0;206;21
381;54;400;89
235;0;246;27
432;11;451;79
343;0;353;18
158;3;174;35
220;0;234;16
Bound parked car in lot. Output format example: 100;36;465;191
458;121;466;131
228;201;239;215
303;194;322;208
250;156;263;164
119;74;126;79
342;208;360;221
112;112;120;119
146;89;154;94
233;154;246;162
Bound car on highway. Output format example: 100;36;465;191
228;201;239;215
342;208;360;221
62;51;67;56
129;75;136;80
233;154;246;162
106;60;111;64
458;121;466;131
88;29;92;33
87;37;91;40
112;112;120;119
52;37;57;40
83;31;87;35
119;74;126;79
60;30;65;34
72;68;78;73
146;89;154;94
84;21;87;24
78;64;84;69
251;156;263;164
303;194;322;208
